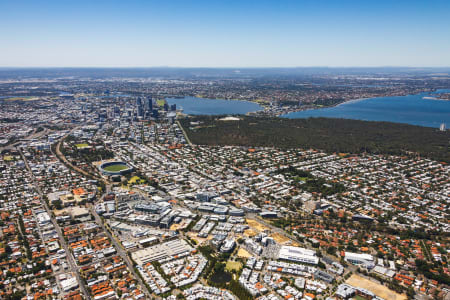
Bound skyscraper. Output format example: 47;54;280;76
136;97;144;117
136;97;142;108
145;97;153;112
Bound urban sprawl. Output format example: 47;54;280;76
0;74;449;300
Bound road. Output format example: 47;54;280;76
54;137;151;297
176;119;192;146
55;130;106;183
87;196;152;298
0;127;52;152
19;148;91;299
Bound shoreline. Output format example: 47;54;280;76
166;96;265;114
280;90;445;117
169;88;450;121
279;97;372;117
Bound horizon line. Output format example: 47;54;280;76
1;66;450;69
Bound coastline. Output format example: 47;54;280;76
279;97;371;117
169;88;450;121
166;96;264;115
280;89;448;118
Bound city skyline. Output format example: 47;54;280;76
1;0;450;67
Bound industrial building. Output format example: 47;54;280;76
132;239;193;265
344;252;375;269
277;246;319;265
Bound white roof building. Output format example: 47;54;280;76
278;246;319;265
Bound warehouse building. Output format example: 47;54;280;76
278;246;319;265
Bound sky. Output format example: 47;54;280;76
1;0;450;68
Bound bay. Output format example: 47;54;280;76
282;92;450;128
166;96;262;115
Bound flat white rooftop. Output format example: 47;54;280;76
278;246;319;264
132;239;193;265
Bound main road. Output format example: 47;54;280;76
53;135;151;297
87;197;152;298
19;148;91;299
55;129;105;183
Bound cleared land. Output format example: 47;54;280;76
243;229;258;237
180;116;450;163
103;164;128;172
246;219;269;233
346;275;406;300
270;233;292;245
237;248;252;259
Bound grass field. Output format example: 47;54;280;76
5;96;39;101
225;261;242;272
346;275;406;300
128;176;145;185
103;164;128;172
156;99;165;107
75;143;89;149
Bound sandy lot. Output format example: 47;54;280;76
270;232;291;244
346;275;406;300
246;218;269;232
243;228;258;237
170;223;181;231
237;248;252;259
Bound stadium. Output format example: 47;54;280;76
98;161;133;176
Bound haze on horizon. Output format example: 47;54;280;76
1;0;450;68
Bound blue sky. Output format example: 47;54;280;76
1;0;449;67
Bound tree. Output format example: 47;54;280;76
327;246;337;255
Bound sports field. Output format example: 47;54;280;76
103;164;128;172
75;143;89;149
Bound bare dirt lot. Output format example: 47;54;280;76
270;232;292;244
246;218;269;232
346;275;406;300
237;248;252;259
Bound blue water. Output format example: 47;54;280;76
282;92;450;128
166;96;262;115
